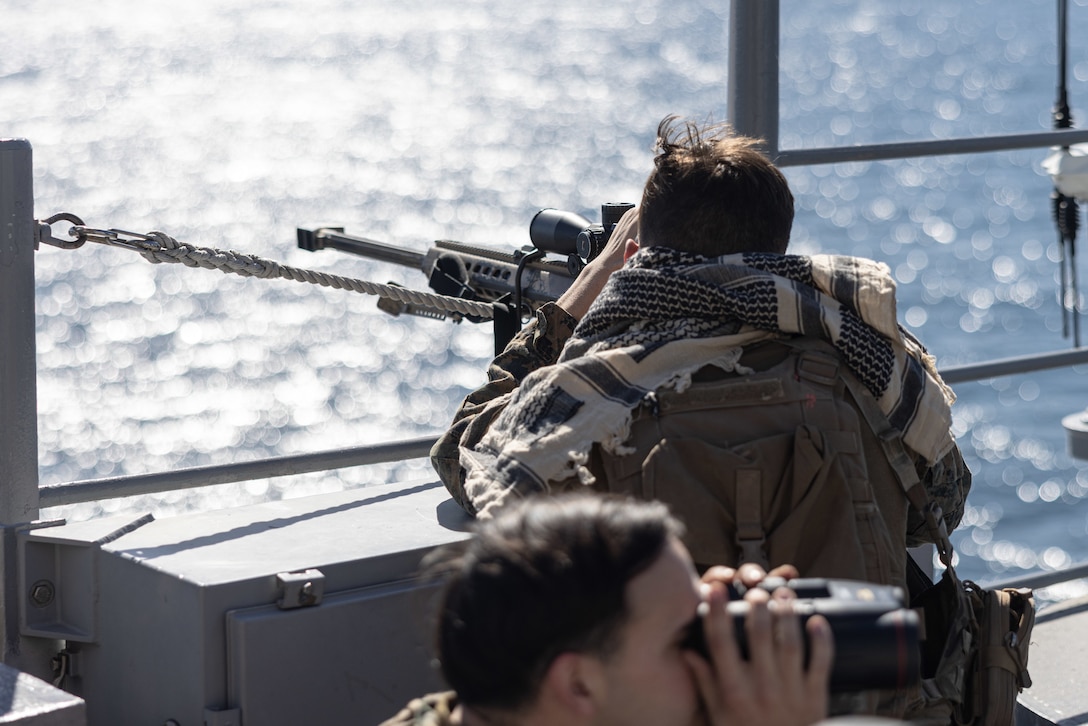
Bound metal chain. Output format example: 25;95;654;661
37;218;495;320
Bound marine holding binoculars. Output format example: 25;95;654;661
382;494;841;726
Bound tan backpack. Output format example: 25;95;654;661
593;337;903;587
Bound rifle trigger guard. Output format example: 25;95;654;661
513;248;546;321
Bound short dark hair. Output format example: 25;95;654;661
639;115;794;255
424;494;684;712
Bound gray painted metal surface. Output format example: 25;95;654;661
1016;595;1088;725
0;662;85;726
22;478;471;726
1;139;56;684
0;139;39;524
983;561;1088;592
727;0;780;153
939;346;1088;385
774;128;1088;168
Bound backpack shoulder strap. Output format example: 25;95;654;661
773;338;960;568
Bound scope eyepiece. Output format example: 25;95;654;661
601;201;635;228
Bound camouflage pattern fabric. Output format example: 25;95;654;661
907;447;970;547
430;302;577;515
432;297;968;538
379;691;459;726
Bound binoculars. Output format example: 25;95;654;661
683;577;921;693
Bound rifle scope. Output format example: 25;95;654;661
529;202;635;264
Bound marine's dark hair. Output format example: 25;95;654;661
639;115;794;255
423;494;684;713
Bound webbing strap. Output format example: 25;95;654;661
912;485;958;574
735;469;770;568
782;338;962;577
981;645;1020;674
836;367;923;497
780;337;923;497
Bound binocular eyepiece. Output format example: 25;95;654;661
529;202;635;272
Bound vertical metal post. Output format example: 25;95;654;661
0;138;53;679
1;139;40;522
727;0;781;156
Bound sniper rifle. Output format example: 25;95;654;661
297;202;634;351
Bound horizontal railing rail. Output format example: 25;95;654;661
939;346;1088;384
984;560;1088;593
38;435;439;508
36;345;1088;506
774;128;1088;167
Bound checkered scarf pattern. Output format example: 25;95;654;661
462;247;956;518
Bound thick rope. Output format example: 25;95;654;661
138;231;494;319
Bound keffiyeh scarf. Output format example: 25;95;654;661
462;247;956;518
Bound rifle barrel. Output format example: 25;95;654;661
297;226;577;308
297;227;426;270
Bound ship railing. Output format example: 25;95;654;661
774;128;1088;167
37;437;439;507
18;345;1088;510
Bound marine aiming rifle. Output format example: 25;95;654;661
297;202;634;352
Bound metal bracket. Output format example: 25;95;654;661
18;521;96;643
17;514;153;643
276;569;325;610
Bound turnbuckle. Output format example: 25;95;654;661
35;215;161;254
70;227;159;253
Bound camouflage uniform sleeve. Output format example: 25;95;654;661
905;442;972;547
430;302;578;515
377;691;459;726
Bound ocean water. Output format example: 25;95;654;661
4;0;1088;597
